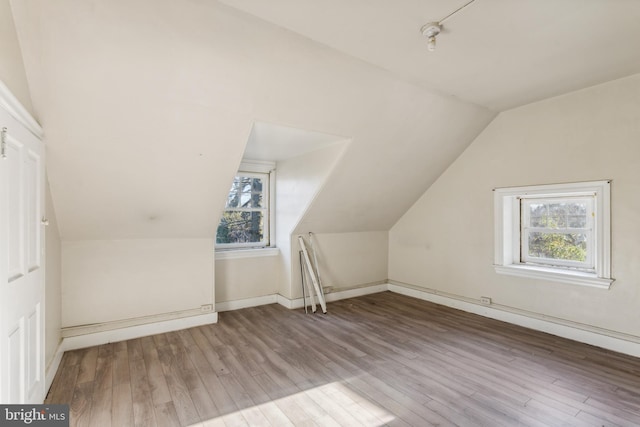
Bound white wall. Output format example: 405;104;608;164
276;144;347;298
0;0;33;116
44;178;61;369
62;239;214;327
215;255;279;303
389;73;640;338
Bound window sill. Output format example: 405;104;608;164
494;264;614;289
215;247;279;260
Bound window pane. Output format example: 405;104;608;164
549;203;567;228
250;177;263;208
216;211;264;244
527;232;587;262
240;190;251;207
240;176;252;207
528;203;546;227
567;201;588;228
226;178;240;208
527;200;589;229
568;202;587;215
568;215;587;228
226;176;265;209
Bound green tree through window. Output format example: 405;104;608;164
522;198;592;268
216;173;269;247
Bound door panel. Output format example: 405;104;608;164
6;136;25;283
7;323;22;403
1;107;45;404
27;305;41;396
26;151;41;272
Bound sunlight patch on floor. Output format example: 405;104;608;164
188;380;395;426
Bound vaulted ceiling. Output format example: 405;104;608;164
9;0;640;240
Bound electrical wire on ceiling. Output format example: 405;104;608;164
421;0;477;51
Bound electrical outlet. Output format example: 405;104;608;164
480;296;492;305
200;304;213;312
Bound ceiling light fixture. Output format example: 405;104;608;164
421;23;441;52
420;0;477;52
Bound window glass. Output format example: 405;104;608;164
216;173;269;248
521;197;593;270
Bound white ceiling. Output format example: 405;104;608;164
244;122;347;162
219;0;640;111
15;0;640;239
11;0;494;239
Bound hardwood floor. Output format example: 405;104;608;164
46;292;640;426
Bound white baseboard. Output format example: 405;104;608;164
218;284;389;311
44;343;65;398
61;312;218;351
325;283;389;302
277;283;389;310
216;295;277;312
276;294;297;309
387;282;640;359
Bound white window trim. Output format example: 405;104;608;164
494;180;613;289
215;247;280;260
215;159;276;253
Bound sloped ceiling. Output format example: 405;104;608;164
220;0;640;112
11;0;495;240
14;0;640;241
14;1;640;240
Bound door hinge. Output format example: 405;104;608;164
1;127;7;159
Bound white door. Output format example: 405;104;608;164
0;105;45;403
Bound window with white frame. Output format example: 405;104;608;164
216;161;274;249
494;181;613;288
521;196;594;270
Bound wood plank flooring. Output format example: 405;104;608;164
46;292;640;426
